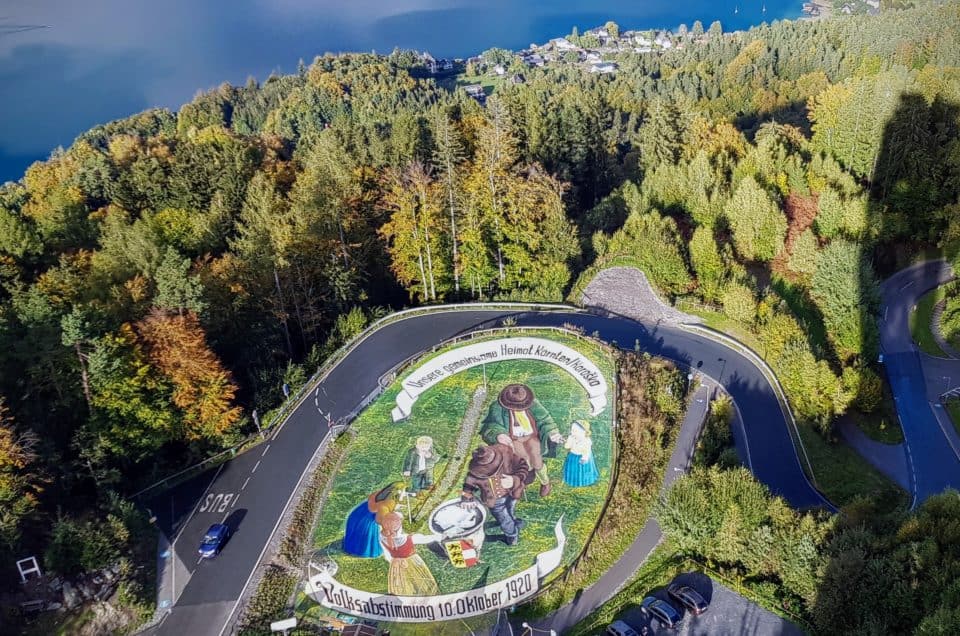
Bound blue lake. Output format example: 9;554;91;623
0;0;800;182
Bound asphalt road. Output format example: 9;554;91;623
146;307;826;636
879;260;960;505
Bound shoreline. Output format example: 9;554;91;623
802;0;834;19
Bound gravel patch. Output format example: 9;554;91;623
580;267;699;326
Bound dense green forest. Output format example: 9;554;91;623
653;397;960;634
1;0;959;626
659;463;960;633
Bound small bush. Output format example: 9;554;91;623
695;394;735;467
722;282;758;325
842;365;883;413
240;566;298;635
45;516;121;576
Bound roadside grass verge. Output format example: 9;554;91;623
675;304;766;357
911;287;948;358
566;543;678;635
843;382;903;444
239;432;353;635
798;424;907;514
944;398;960;437
843;408;903;444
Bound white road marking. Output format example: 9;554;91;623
884;306;889;321
172;464;224;544
261;444;271;457
196;557;203;566
216;421;340;636
168;462;225;603
241;477;251;491
252;460;261;473
900;281;915;291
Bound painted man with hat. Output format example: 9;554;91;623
460;444;530;545
480;383;563;497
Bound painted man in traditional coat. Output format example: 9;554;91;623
460;443;530;545
480;383;563;498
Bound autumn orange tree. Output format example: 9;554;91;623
0;398;41;561
137;309;242;440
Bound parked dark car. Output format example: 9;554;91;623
198;523;231;559
640;596;682;628
668;583;709;615
605;620;640;636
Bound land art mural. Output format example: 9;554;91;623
302;334;615;624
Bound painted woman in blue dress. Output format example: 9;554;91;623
563;421;599;488
343;481;403;558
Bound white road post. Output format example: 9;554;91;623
252;409;262;437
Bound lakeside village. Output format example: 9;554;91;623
421;5;877;103
423;23;701;102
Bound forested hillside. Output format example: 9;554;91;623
1;0;958;610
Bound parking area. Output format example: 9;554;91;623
613;572;804;636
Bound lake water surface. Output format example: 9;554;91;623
0;0;800;182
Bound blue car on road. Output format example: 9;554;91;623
198;523;231;559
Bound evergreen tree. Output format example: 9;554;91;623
724;175;787;261
787;228;818;277
431;110;467;293
811;239;879;362
154;246;207;317
638;98;682;171
689;226;725;303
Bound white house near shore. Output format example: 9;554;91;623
549;37;578;51
589;61;618;74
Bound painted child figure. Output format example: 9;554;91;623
401;435;438;496
378;511;442;596
563;420;599;488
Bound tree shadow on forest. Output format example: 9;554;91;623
810;92;960;634
734;100;811;139
770;276;832;362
